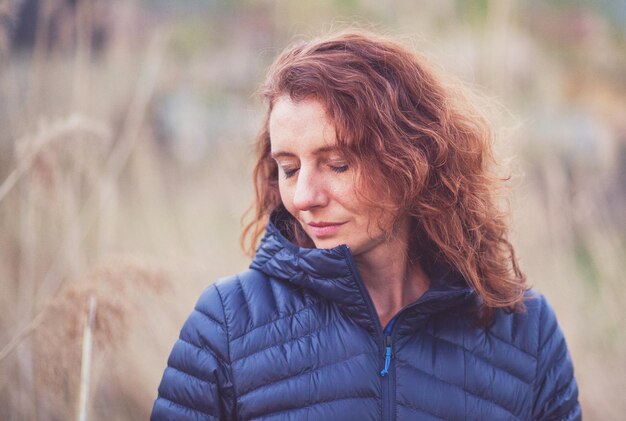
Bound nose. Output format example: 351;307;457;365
292;167;328;211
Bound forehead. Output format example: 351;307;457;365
269;97;338;154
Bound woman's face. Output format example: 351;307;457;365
269;96;402;257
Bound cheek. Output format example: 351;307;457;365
341;189;391;234
277;182;294;210
328;178;357;205
336;186;365;215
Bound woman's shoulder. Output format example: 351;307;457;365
490;291;579;419
193;268;318;340
486;289;569;361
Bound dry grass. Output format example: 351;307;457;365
30;257;169;419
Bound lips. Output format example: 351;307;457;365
307;221;346;237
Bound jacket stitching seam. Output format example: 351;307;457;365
542;374;575;415
167;365;218;387
192;308;226;332
553;399;580;420
395;400;449;421
531;296;545;416
396;358;520;419
535;297;545;380
511;312;519;346
232;314;327;364
538;347;575;417
462;323;467;421
236;274;253;329
485;331;535;360
268;277;279;311
428;333;533;385
239;349;371;398
253;395;378;420
393;353;397;421
178;337;229;367
230;305;315;342
158;395;218;420
214;283;238;418
542;343;567;380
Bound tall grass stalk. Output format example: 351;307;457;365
77;296;96;421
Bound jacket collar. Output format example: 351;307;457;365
249;208;476;336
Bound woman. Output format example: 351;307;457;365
151;31;580;420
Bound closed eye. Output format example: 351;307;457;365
329;164;349;173
282;167;299;179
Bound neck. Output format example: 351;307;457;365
354;221;430;330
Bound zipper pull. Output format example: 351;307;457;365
379;336;393;377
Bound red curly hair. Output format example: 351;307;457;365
242;30;527;319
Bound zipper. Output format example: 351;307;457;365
380;336;392;376
344;245;442;421
380;318;395;376
380;317;397;421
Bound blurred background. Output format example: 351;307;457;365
0;0;624;419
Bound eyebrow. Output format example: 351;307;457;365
270;146;341;159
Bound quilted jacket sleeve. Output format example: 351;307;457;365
532;295;581;420
151;284;235;421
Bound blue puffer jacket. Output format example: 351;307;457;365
151;215;581;420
